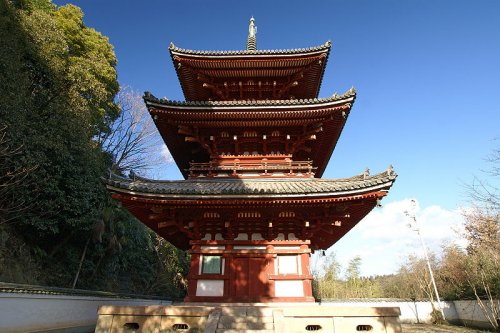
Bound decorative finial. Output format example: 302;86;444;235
246;17;257;51
387;164;394;176
363;167;370;180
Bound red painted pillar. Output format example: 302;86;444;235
300;244;313;298
185;244;200;301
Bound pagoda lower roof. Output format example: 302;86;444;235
104;168;396;199
105;168;396;250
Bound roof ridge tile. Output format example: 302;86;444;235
169;42;331;56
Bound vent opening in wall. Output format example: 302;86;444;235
305;324;322;331
123;322;139;330
356;324;373;331
172;323;189;331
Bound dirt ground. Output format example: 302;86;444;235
402;323;492;333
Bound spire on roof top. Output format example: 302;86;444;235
246;17;257;51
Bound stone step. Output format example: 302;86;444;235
217;314;274;330
220;307;276;317
218;315;274;324
217;321;274;330
215;328;274;333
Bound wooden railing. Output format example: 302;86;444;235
188;160;316;177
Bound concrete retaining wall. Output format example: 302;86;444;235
321;299;498;330
0;292;171;333
1;292;497;332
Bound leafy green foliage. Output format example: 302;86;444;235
0;0;187;298
313;253;383;300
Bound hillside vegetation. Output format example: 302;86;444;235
0;0;188;299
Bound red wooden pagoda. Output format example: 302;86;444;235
105;18;396;303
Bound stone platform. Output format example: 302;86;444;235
95;303;402;333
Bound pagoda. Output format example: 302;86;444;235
104;18;396;303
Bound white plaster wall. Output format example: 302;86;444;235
320;300;458;324
275;280;304;297
196;280;224;297
320;300;498;329
0;293;171;333
278;255;298;274
453;300;500;329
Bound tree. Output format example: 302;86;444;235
144;234;190;299
0;0;189;298
463;143;500;332
312;251;341;300
99;87;170;176
344;256;362;298
1;0;119;234
0;126;36;224
0;0;119;286
467;144;499;211
313;253;383;299
437;244;468;300
461;207;499;332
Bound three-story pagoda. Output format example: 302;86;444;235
105;18;396;302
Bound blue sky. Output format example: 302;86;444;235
54;0;499;276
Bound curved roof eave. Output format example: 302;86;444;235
169;41;331;58
103;169;397;200
143;87;356;110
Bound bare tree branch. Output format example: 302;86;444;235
0;125;37;224
100;87;172;176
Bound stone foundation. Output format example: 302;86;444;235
95;304;402;333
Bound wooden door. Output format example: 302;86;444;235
232;258;249;298
232;257;267;301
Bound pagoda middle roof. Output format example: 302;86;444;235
144;87;355;108
144;89;356;179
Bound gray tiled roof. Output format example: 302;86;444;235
0;282;167;300
104;168;396;198
143;87;356;108
169;41;331;56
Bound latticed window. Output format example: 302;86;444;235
203;212;220;219
237;211;261;218
202;256;222;274
279;211;296;218
243;131;258;137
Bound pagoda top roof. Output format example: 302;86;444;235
169;41;331;101
104;167;396;199
169;41;331;58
